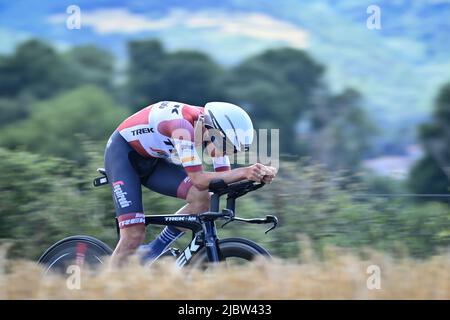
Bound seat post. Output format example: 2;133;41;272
209;193;220;212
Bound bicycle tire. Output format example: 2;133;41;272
38;235;113;275
189;237;271;268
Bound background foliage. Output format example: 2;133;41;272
0;38;449;260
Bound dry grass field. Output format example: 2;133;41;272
1;244;449;300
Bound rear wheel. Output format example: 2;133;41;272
189;237;271;268
38;235;113;275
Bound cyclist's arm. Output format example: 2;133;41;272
167;120;271;189
180;140;269;189
212;155;231;172
187;164;266;190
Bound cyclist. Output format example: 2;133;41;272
104;101;277;267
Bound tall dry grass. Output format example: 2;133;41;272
1;244;449;299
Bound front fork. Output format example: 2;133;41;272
202;220;222;263
174;221;222;268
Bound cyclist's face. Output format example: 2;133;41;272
203;128;224;157
205;140;224;157
204;127;240;157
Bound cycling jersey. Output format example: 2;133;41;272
115;101;231;172
104;101;231;228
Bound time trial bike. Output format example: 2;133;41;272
38;168;278;274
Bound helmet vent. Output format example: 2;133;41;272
224;114;238;146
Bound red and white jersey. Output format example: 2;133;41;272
116;101;230;173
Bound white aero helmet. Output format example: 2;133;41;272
204;102;254;153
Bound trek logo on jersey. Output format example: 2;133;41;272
131;127;154;136
112;181;132;208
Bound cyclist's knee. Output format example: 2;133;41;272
118;224;145;250
186;186;210;213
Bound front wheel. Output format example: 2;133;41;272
189;237;271;268
38;235;113;275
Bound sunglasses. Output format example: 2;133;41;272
204;128;238;155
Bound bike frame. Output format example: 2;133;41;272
112;179;277;266
143;214;220;266
38;178;278;273
115;194;225;266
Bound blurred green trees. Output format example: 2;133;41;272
409;82;450;197
0;39;374;170
0;145;448;260
0;86;128;163
126;41;373;168
255;161;450;258
0;146;115;258
310;88;376;170
127;40;225;109
64;45;115;93
224;48;324;154
0;38;448;260
127;40;166;109
0;40;75;99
